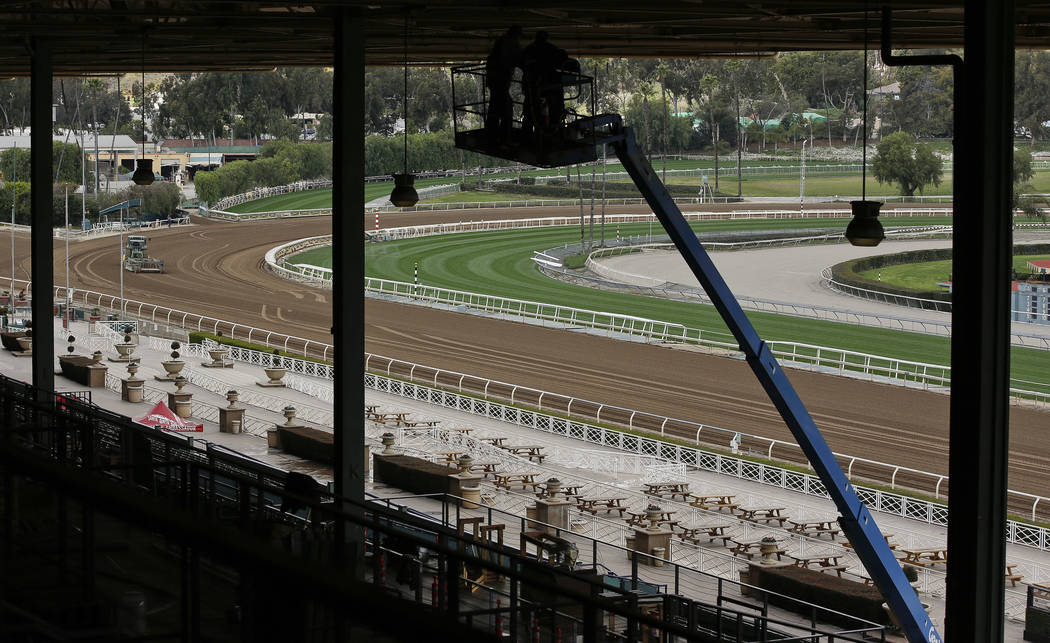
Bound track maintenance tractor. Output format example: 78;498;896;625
123;235;165;273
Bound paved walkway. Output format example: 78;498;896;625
595;237;1050;340
8;317;1038;639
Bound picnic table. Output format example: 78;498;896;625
539;483;581;498
642;482;691;501
1006;563;1025;587
728;538;786;561
365;404;378;414
675;521;734;546
503;445;546;463
481;436;509;447
492;472;541;492
900;546;948;567
437;451;464;464
401;419;441;428
787;553;848;576
368;411;410;425
688;493;740;512
786;519;841;539
575;496;628;516
625;509;678;529
843;532;896;551
736;506;789;527
448;427;474;434
470;461;501;476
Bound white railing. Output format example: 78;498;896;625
365;367;1050;551
53;280;1050;526
263;235;333;287
821;267;952;312
362;277;1050;404
101;371;272;438
210;179;333;212
179;365;334;428
370;208;958;241
3;276;334;362
203;207;331;221
284;373;334;403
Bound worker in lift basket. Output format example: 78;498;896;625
485;25;523;144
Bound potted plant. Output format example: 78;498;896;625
903;564;919;588
89;308;101;322
15;327;32;352
160;341;185;379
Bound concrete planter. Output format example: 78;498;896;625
260;366;287;387
161;360;185;377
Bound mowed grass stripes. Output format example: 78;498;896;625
282;214;1047;393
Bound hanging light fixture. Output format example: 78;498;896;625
389;11;418;207
132;29;154;186
846;5;884;247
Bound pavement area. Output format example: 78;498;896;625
5;316;1043;640
594;237;1050;341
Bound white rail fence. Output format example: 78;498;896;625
85;310;1050;545
2;276;334;362
362;366;1050;552
100;371;273;438
78;286;1050;526
208;179;333;212
60;285;1050;531
370;208;958;241
362;276;1050;403
263;235;334;287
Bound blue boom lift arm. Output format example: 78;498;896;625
600;119;941;643
449;61;938;639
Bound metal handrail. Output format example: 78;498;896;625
0;373;884;642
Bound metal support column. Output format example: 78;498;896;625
332;8;366;574
30;39;54;393
946;1;1014;640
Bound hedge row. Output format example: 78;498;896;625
187;331;329;364
830;248;955;308
832;243;1050;304
750;564;889;628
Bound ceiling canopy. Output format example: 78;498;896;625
0;1;1048;75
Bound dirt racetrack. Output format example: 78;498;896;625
4;206;1048;510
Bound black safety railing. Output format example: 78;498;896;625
0;374;885;642
452;64;602;167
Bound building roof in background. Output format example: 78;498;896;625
0;134;137;150
160;139;258;150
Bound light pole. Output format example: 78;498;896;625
800;138;808;218
64;187;69;305
119;203;124;320
9;141;15;294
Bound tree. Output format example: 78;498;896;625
1015;51;1050;146
1013;148;1046;221
871;131;943;196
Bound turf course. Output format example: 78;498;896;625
227;167;1050;211
352;215;1049;393
857;255;1050;290
225;177;457;214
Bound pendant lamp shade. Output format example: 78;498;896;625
845;200;886;247
389;173;419;207
133;159;154;186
